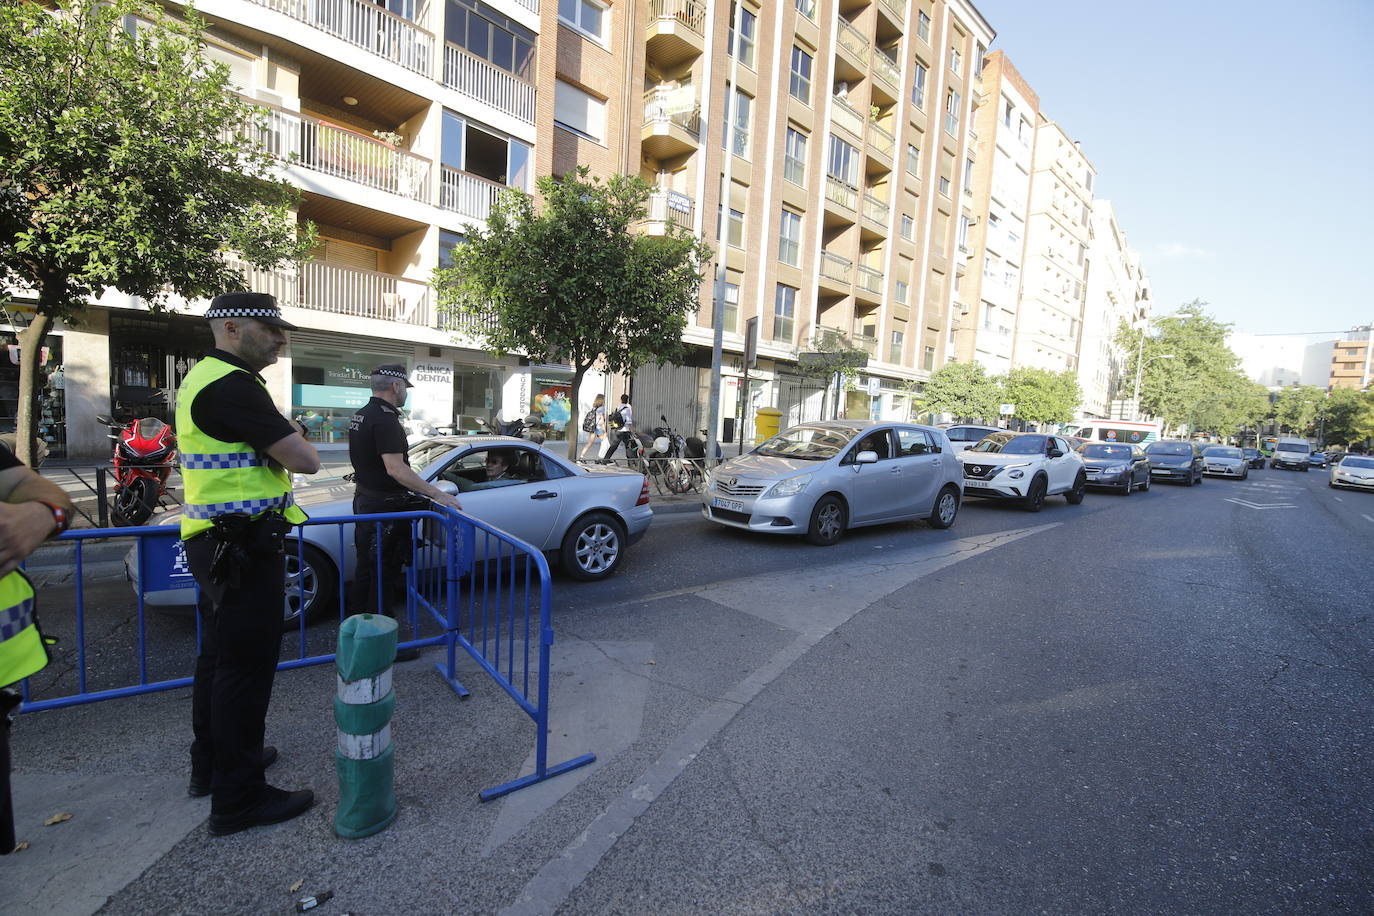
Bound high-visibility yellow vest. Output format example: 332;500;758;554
175;356;308;540
0;570;44;689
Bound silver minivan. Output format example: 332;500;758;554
701;420;965;545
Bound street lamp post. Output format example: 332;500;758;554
1131;352;1175;421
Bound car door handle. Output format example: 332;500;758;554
530;490;558;500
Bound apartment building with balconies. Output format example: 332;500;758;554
1079;200;1148;417
1011;117;1095;376
953;50;1035;377
1329;326;1373;391
614;0;993;440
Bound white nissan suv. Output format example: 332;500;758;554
956;432;1088;512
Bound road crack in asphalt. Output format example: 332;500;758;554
720;742;807;907
556;627;735;707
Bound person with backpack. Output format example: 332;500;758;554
601;394;635;464
579;394;608;460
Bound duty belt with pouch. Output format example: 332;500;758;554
208;511;294;587
357;485;429;511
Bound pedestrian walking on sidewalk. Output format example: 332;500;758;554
347;364;462;661
601;394;635;464
0;441;74;855
177;292;319;836
579;394;607;460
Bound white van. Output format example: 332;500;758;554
1062;420;1162;446
1270;437;1312;471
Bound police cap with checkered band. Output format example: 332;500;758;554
204;291;298;330
371;364;413;388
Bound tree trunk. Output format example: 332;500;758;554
16;312;54;468
566;365;586;462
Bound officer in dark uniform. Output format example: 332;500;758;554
348;365;461;656
177;292;320;836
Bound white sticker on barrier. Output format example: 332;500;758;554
336;669;393;705
338;725;392;760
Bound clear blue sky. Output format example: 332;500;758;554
973;0;1374;337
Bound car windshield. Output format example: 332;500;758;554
1276;443;1308;453
1147;442;1192;456
1203;446;1242;458
408;440;461;473
754;426;855;461
1342;457;1374;469
1080;444;1132;460
1243;449;1259;457
969;434;1045;455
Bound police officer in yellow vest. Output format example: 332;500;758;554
179;292;321;837
0;440;75;855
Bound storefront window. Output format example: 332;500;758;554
0;331;66;460
109;313;214;423
530;372;573;442
452;366;502;433
291;350;401;443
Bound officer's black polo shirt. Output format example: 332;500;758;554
189;349;297;450
348;397;409;494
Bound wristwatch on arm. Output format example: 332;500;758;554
36;500;70;536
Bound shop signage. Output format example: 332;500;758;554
292;384;370;409
407;359;454;435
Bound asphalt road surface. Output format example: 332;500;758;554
3;466;1371;914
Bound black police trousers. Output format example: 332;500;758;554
185;532;286;815
352;490;424;616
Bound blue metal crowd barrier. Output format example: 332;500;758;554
14;509;595;799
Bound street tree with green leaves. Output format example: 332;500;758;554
0;0;312;464
1323;387;1374;448
1114;301;1249;433
799;326;870;419
433;168;713;459
1273;385;1327;436
999;367;1081;426
912;361;1000;422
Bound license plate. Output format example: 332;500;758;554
712;497;744;512
1151;468;1171;475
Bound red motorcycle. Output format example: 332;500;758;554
96;415;177;526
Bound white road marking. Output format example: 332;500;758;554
1363;514;1374;524
1224;498;1297;510
1333;495;1343;501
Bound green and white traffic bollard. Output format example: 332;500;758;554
334;613;398;839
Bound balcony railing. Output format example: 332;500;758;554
856;265;883;294
643;87;702;138
247;0;434;76
227;257;435;328
819;252;853;284
862;194;889;226
878;0;903;21
825;176;858;211
831;97;864;139
867;121;895;158
644;188;696;228
873;53;900;90
649;0;705;35
837;19;870;67
439;166;508;222
443;44;536;125
853;332;878;356
813;325;849;348
250;107;432;202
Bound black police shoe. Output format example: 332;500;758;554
188;746;279;798
207;786;315;837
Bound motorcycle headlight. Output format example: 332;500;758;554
763;474;812;499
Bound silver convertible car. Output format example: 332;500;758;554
700;420;964;545
128;436;653;623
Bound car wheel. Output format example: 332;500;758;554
927;486;959;530
1021;476;1047;512
805;495;847;545
284;542;337;627
1241;469;1248;480
1141;473;1151;492
560;512;625;581
1065;472;1087;505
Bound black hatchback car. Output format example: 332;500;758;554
1242;448;1265;469
1145;440;1205;486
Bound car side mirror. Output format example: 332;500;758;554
435;480;459;495
1047;448;1064;458
855;450;878;466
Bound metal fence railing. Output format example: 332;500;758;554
14;508;593;800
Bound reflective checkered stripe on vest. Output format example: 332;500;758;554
175;356;308;540
0;571;44;689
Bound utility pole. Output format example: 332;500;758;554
706;1;745;465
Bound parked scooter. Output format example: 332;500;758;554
647;416;695;494
475;415;547;445
95;415;177;526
